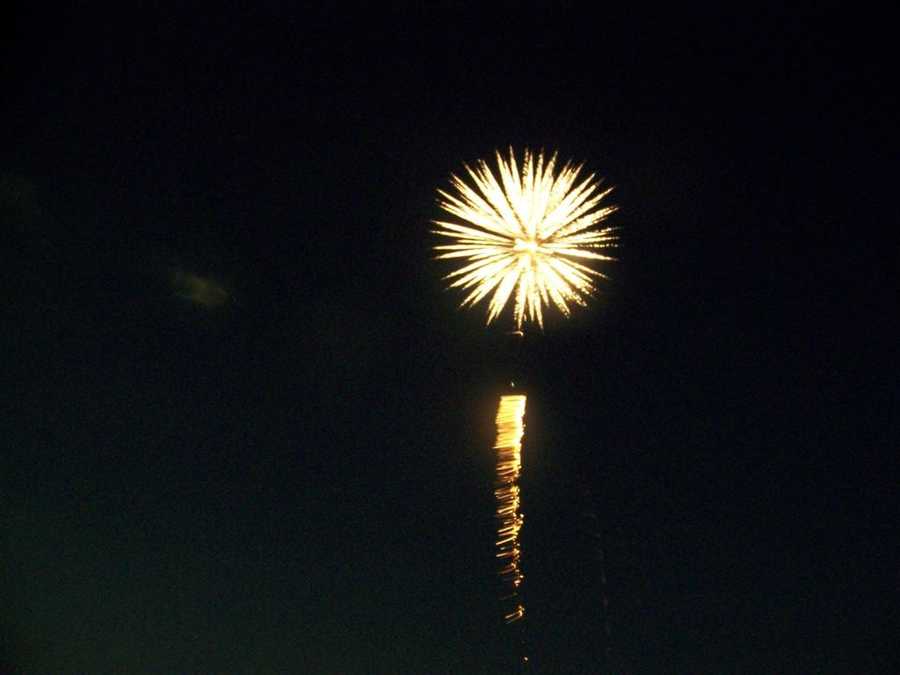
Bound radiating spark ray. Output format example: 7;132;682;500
433;148;617;329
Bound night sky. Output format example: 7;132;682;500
2;5;897;674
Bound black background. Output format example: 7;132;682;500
2;4;897;673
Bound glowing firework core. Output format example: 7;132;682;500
513;238;540;255
434;148;618;329
494;393;527;623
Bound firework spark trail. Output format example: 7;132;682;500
433;148;618;329
494;393;527;623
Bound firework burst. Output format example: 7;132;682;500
433;148;618;329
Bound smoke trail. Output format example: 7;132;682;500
494;393;527;624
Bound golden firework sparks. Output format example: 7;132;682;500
433;148;618;329
494;393;527;623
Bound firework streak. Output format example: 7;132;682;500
494;393;527;623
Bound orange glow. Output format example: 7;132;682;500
494;393;527;623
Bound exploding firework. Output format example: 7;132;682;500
433;147;618;329
494;393;527;623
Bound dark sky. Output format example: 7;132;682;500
2;5;896;674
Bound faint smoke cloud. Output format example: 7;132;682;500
170;269;232;309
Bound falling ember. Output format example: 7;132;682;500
494;393;527;623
